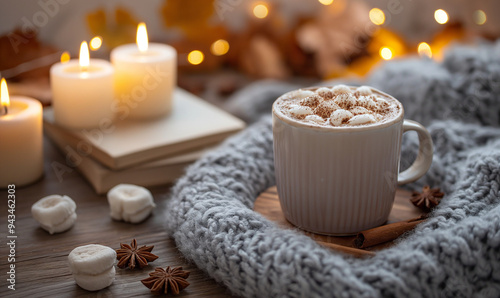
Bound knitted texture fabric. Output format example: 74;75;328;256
166;40;500;297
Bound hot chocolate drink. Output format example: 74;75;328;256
274;85;401;127
272;85;433;235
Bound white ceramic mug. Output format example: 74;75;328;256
272;86;433;235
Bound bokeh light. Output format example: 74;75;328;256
253;4;269;19
434;9;449;25
418;42;432;58
318;0;334;5
369;8;385;26
379;47;393;60
90;36;102;51
210;39;230;56
60;51;71;63
187;50;204;65
473;10;487;25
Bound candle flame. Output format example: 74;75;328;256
79;41;90;71
137;22;149;53
1;78;10;114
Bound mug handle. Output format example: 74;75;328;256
398;120;433;185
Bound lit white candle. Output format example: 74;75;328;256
111;23;177;120
0;78;43;187
50;41;114;129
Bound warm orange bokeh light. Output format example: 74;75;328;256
318;0;334;5
369;8;385;25
434;9;449;24
253;4;269;19
379;47;393;60
418;42;432;58
187;50;204;65
90;36;102;51
210;39;230;56
60;51;71;64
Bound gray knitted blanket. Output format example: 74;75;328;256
166;40;500;297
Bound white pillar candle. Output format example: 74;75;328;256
0;79;43;187
50;41;114;129
111;23;177;120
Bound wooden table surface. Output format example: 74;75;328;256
1;135;426;297
254;186;424;255
0;137;235;297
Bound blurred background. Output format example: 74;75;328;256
0;0;498;105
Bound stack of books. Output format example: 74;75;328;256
43;88;246;194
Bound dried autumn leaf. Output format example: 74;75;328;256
86;7;138;49
161;0;227;42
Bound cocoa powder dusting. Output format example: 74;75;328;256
300;95;323;108
277;86;400;127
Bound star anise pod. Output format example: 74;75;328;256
141;266;190;295
116;239;159;269
411;185;445;211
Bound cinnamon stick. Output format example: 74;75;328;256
354;216;426;249
320;242;375;257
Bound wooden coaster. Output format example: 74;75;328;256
254;186;424;257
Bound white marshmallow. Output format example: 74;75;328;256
334;93;357;108
331;84;351;95
39;213;77;235
315;87;334;99
31;195;77;234
317;100;340;110
305;114;325;125
313;100;341;118
73;267;115;291
68;244;116;275
348;114;377;125
330;109;354;126
357;96;378;110
356;86;373;96
289;90;316;100
122;206;155;223
373;97;391;112
350;106;372;115
107;184;156;223
299;95;323;108
289;105;313;118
